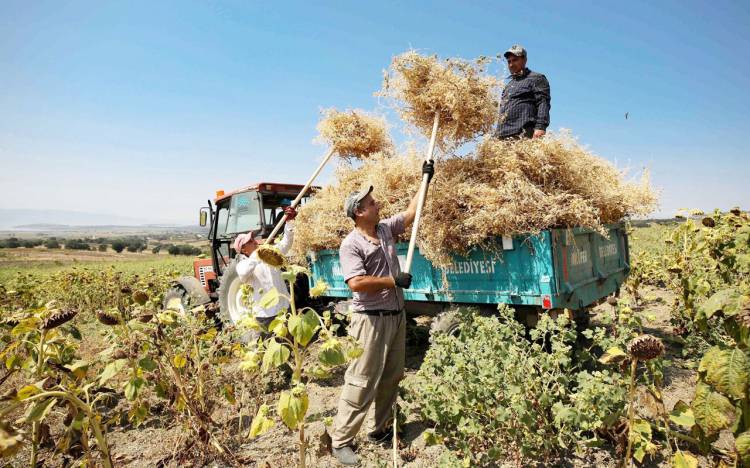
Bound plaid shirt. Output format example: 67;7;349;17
495;68;551;138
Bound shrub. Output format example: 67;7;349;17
405;306;627;465
167;244;201;256
64;239;90;250
0;238;20;248
20;239;43;248
125;239;146;252
44;239;60;249
111;240;126;253
98;244;108;252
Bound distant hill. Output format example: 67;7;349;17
0;209;187;230
10;223;205;234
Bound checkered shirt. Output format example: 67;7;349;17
495;68;551;138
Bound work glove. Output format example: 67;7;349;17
394;272;412;289
283;206;298;221
422;160;435;183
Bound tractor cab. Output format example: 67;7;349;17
194;182;316;296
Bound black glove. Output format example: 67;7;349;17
394;272;412;289
422;160;434;183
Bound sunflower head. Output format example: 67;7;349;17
627;334;664;361
257;245;286;268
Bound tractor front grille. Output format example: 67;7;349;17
198;265;214;287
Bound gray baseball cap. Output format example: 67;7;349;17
344;185;373;219
504;44;527;58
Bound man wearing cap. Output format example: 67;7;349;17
496;44;551;140
232;205;297;340
331;161;434;466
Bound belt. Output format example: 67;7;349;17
355;309;403;317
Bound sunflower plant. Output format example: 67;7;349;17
240;264;360;468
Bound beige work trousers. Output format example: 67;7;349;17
332;311;406;449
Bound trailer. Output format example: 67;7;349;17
308;224;630;331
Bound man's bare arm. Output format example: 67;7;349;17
347;275;395;293
401;191;420;227
401;161;434;226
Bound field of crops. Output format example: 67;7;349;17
1;210;749;467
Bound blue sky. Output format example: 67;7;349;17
1;0;748;224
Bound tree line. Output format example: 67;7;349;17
0;237;203;256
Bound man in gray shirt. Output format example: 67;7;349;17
332;162;434;466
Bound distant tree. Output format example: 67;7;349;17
65;239;90;250
126;239;146;252
1;238;21;249
165;244;201;256
111;240;126;253
98;244;108;252
44;239;60;249
21;239;43;248
152;244;162;254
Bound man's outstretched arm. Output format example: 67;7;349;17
401;161;434;227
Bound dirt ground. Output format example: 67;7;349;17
7;285;715;468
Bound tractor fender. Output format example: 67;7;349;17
171;276;212;306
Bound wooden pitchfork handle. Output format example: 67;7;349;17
264;146;337;244
403;112;440;274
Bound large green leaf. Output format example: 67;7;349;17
261;339;290;373
25;398;57;423
259;288;280;309
288;310;319;347
249;404;274;438
98;359;127;385
138;357;157;372
319;339;346;367
672;450;698;468
268;316;288;338
239;351;261;373
277;385;309;430
691;382;736;436
736;431;750;465
630;419;656;463
698;346;749;400
16;384;42;401
700;288;741;319
599;346;627;364
124;377;145;401
669;400;696;429
11;318;39;337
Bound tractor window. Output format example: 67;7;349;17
260;193;311;226
213;203;230;239
226;192;262;234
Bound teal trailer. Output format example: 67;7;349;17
309;224;630;315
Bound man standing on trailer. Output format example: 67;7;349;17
495;44;551;140
331;161;434;466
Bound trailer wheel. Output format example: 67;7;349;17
429;308;462;342
163;286;189;315
217;258;249;326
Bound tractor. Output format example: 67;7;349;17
164;182;317;324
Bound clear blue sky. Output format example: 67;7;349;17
1;0;748;224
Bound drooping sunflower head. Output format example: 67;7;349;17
627;334;664;361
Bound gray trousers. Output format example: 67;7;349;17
332;311;406;448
